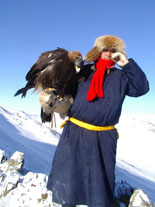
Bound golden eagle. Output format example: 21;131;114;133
14;48;84;125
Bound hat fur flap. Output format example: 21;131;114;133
85;35;126;63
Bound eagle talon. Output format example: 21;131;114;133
59;97;63;101
45;88;56;94
56;95;63;101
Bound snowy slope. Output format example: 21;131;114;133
0;106;155;202
0;106;59;175
116;113;155;174
116;159;155;202
116;114;155;202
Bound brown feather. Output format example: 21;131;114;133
14;48;83;124
68;51;82;62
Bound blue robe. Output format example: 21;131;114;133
47;59;149;207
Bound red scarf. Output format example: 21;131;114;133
87;58;115;101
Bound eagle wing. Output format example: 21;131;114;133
14;48;69;97
14;48;83;125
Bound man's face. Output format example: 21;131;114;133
100;50;112;60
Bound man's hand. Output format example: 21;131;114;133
111;52;129;67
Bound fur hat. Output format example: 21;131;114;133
84;35;126;63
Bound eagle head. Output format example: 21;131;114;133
68;51;84;72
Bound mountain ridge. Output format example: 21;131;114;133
0;106;155;202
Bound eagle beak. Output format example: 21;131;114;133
75;57;84;69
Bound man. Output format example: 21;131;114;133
47;35;149;207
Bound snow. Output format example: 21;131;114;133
0;106;59;175
116;113;155;174
116;114;155;201
0;106;155;203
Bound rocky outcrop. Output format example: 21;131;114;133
0;149;154;207
113;182;155;207
129;189;154;207
0;150;52;207
112;181;134;207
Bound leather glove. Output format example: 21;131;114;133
39;90;74;119
52;95;74;119
111;52;129;67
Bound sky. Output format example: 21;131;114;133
0;0;155;116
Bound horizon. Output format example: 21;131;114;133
0;0;155;115
0;100;155;203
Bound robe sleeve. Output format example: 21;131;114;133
122;59;149;97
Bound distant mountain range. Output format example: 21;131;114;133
0;106;155;202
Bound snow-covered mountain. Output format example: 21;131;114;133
116;113;155;202
0;106;155;203
0;106;59;175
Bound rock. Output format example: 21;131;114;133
0;151;23;198
0;172;53;207
8;151;24;172
112;181;134;207
114;181;134;198
0;149;7;163
0;150;53;207
0;149;154;207
0;171;20;198
129;189;154;207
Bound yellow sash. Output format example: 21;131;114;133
61;117;114;131
60;117;119;138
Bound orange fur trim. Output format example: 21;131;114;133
95;35;126;54
84;46;101;63
85;35;126;63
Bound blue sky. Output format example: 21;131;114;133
0;0;155;116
